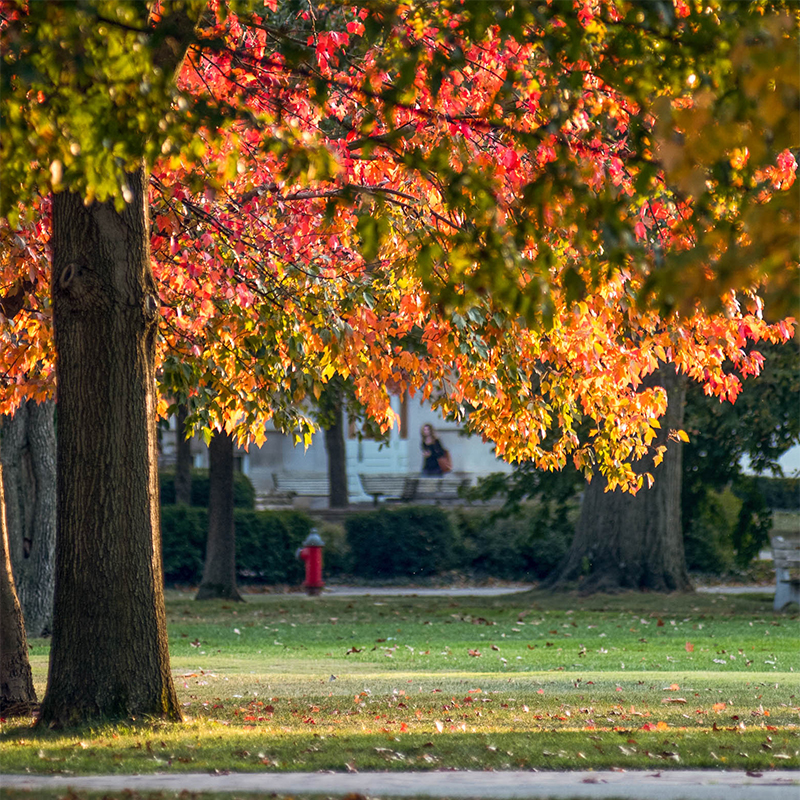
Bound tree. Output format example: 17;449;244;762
196;430;243;601
0;439;37;716
1;398;56;638
682;339;800;569
36;171;182;726
552;366;691;592
318;382;349;509
174;403;193;505
1;0;205;726
1;0;796;723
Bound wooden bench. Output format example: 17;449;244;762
272;472;330;498
414;473;471;503
359;474;419;505
771;535;800;611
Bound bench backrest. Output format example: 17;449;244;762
272;472;330;496
771;536;800;573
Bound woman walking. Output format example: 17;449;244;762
420;424;447;476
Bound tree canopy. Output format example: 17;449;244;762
1;0;797;490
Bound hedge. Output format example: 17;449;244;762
159;469;256;509
161;505;313;584
344;506;457;578
451;507;572;580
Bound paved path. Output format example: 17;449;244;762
696;585;773;595
320;585;534;597
316;584;773;597
3;770;800;799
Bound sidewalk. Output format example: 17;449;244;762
3;769;800;799
320;585;534;597
315;584;772;597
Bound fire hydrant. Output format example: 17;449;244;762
296;530;325;596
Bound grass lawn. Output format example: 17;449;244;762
1;587;797;775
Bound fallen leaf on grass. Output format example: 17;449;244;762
468;649;481;657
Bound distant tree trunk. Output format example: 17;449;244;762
174;403;193;505
0;448;38;716
2;399;57;639
318;382;348;508
38;166;181;726
324;401;348;509
552;366;692;593
196;430;243;601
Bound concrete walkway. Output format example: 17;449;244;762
320;585;534;597
317;584;773;597
3;770;800;799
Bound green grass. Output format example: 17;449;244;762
2;588;798;774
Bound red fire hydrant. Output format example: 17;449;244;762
297;530;325;596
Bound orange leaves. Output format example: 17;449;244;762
640;721;670;732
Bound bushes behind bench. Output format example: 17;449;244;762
162;503;574;585
161;505;313;584
159;469;256;509
345;506;457;578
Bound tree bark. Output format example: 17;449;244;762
552;366;692;593
0;446;38;716
1;399;57;638
196;430;243;601
324;400;348;509
38;166;181;726
174;403;193;505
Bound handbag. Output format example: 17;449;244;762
437;450;452;474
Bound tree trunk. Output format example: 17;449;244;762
38;166;181;726
1;399;57;638
174;403;192;505
0;447;38;716
324;400;348;509
552;366;692;593
196;431;242;601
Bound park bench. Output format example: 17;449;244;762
771;535;800;611
359;474;419;505
413;473;471;503
271;472;330;501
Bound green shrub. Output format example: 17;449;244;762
452;506;571;580
345;506;456;578
159;469;256;509
161;505;208;583
754;477;799;510
236;510;313;584
160;505;313;585
683;491;735;574
317;522;350;576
